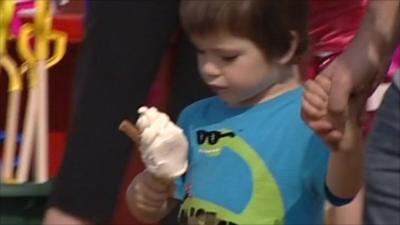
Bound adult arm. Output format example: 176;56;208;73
319;0;400;133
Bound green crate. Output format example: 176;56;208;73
0;181;52;225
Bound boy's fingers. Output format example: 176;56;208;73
131;177;168;208
307;119;343;150
142;171;170;193
136;202;161;213
140;185;169;204
302;98;325;120
304;80;328;101
167;182;176;198
303;91;327;111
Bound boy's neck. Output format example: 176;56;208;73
235;65;301;107
259;76;301;101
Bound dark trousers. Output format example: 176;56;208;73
364;73;400;225
49;1;210;224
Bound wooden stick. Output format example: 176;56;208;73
118;120;141;144
15;83;38;183
34;60;48;183
118;119;172;184
1;91;22;182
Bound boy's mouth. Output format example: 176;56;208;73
208;84;228;92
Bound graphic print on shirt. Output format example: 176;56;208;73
179;129;285;225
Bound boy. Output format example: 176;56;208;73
126;1;362;224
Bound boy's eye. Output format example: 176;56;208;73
221;55;238;62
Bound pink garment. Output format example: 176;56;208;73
308;1;397;135
309;0;368;53
388;47;400;80
11;0;35;36
305;0;368;79
308;1;398;82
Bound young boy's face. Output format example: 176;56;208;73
191;32;287;107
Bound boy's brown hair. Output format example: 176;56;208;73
180;0;309;63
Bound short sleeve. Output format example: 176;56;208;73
173;107;192;200
173;98;211;200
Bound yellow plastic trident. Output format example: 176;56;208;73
0;0;15;55
0;0;19;91
0;0;24;183
0;0;20;92
15;0;67;183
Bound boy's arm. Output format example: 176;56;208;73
302;76;364;200
326;121;363;199
326;95;365;199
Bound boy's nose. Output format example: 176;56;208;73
201;61;221;77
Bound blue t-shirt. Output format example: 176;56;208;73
175;87;331;225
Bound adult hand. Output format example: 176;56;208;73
316;0;400;135
317;41;391;136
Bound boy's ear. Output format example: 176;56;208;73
277;31;299;64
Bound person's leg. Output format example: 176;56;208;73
364;72;400;225
47;1;180;224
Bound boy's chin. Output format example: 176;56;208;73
219;95;247;108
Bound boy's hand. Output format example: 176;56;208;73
302;76;364;151
127;170;175;214
136;106;188;178
302;76;342;149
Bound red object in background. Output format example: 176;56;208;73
48;132;67;177
19;14;84;43
0;6;84;177
0;43;80;174
52;14;84;43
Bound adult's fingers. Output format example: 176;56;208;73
307;120;333;133
314;75;332;94
313;125;343;150
346;91;369;127
324;72;353;133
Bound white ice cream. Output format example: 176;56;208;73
136;106;188;178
